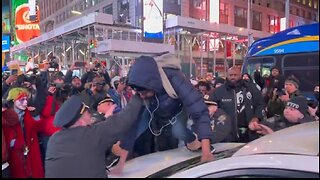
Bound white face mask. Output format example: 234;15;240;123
14;97;28;111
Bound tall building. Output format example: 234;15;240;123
28;0;320;77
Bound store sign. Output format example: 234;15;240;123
2;35;10;52
143;0;163;39
2;3;10;34
12;0;40;45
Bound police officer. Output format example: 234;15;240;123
203;95;232;143
45;94;143;178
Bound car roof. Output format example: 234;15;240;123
108;143;244;178
233;121;319;157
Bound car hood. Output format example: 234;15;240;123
109;143;244;178
233;121;319;157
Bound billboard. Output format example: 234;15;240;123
2;3;10;34
2;36;10;52
12;0;40;45
143;0;163;39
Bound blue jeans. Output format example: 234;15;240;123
120;108;196;151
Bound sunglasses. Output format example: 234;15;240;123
95;82;106;86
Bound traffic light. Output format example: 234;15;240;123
89;39;94;49
89;39;98;49
93;39;97;48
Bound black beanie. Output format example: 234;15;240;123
286;96;308;115
285;75;300;89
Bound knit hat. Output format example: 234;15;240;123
286;96;308;115
6;88;29;101
285;75;300;89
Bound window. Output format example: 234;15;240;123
308;0;312;7
308;11;312;19
252;11;262;30
193;0;206;10
234;6;247;28
103;5;113;15
244;57;276;78
283;53;319;92
302;10;305;17
219;2;229;24
268;15;280;34
314;1;318;9
302;0;306;5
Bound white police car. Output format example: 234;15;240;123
110;121;319;178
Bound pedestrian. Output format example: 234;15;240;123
256;96;315;135
209;66;265;143
45;94;143;178
2;88;44;178
203;95;232;143
111;53;214;175
267;75;302;117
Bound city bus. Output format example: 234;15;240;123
242;23;319;99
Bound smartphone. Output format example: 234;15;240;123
276;88;286;96
11;69;18;75
75;61;86;67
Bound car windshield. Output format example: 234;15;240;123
243;56;276;79
147;144;245;178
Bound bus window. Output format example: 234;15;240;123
283;53;319;67
282;69;318;93
244;57;275;78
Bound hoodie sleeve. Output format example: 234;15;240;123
165;69;212;140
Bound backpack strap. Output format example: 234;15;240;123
157;66;179;99
154;53;179;99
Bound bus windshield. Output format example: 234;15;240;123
243;56;276;79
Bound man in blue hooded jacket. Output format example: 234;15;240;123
110;53;214;174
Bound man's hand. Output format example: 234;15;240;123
2;107;7;112
280;90;290;102
248;117;260;131
308;106;318;117
5;74;17;85
104;104;117;118
69;64;76;71
200;139;214;163
27;106;36;111
256;124;274;135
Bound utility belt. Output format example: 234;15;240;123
2;162;9;171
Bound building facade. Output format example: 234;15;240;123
36;0;319;77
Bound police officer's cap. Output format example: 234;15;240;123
203;95;217;106
54;95;90;128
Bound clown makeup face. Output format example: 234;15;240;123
14;97;28;111
283;106;304;123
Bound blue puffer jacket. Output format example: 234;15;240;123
127;56;212;140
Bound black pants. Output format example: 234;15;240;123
2;164;10;178
155;127;178;151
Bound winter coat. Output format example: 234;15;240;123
39;95;61;136
45;95;143;178
127;56;212;140
2;109;44;178
261;114;315;132
210;80;265;141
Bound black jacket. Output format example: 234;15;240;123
210;80;265;141
261;114;314;132
45;95;143;178
127;56;212;140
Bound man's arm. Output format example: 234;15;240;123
93;95;143;148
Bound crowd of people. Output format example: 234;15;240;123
2;53;319;178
